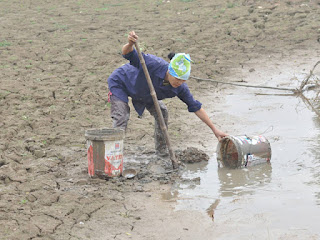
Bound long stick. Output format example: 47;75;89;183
134;42;179;169
190;76;297;92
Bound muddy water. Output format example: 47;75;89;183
169;61;320;238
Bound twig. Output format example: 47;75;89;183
299;93;320;118
255;92;296;97
190;76;297;92
299;61;320;91
315;90;320;101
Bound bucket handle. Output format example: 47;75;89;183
259;125;274;135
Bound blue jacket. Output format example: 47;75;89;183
107;49;202;116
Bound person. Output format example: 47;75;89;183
107;31;227;156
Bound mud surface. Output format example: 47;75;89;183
176;147;209;163
1;0;320;239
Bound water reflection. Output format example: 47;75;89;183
311;104;320;205
184;161;209;172
172;158;273;212
172;160;220;212
218;163;272;197
314;115;320;128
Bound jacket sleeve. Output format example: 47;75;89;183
122;49;141;69
177;84;202;112
123;50;168;79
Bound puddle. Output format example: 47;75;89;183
167;60;320;238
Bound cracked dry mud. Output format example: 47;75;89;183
1;0;319;239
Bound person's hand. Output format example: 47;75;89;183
213;129;228;142
128;31;138;45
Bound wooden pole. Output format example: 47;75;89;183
134;42;179;169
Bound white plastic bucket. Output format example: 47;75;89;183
85;128;125;177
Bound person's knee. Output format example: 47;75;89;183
158;101;168;119
110;96;130;129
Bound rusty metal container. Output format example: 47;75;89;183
216;135;271;168
85;128;125;177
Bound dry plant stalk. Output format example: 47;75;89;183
299;61;320;91
298;61;320;118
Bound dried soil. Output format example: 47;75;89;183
1;0;319;239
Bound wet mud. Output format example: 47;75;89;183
176;147;209;163
1;0;320;239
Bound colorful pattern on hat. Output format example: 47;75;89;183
168;53;192;80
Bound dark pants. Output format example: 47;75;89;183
110;95;168;155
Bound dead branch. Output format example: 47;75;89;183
299;93;320;118
299;61;320;91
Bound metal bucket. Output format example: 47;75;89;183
216;135;271;168
85;128;125;177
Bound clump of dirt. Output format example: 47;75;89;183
175;147;210;163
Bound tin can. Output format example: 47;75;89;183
85;128;125;177
216;135;271;168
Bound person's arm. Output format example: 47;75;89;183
122;31;138;55
195;108;227;141
177;86;227;141
121;31;142;69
